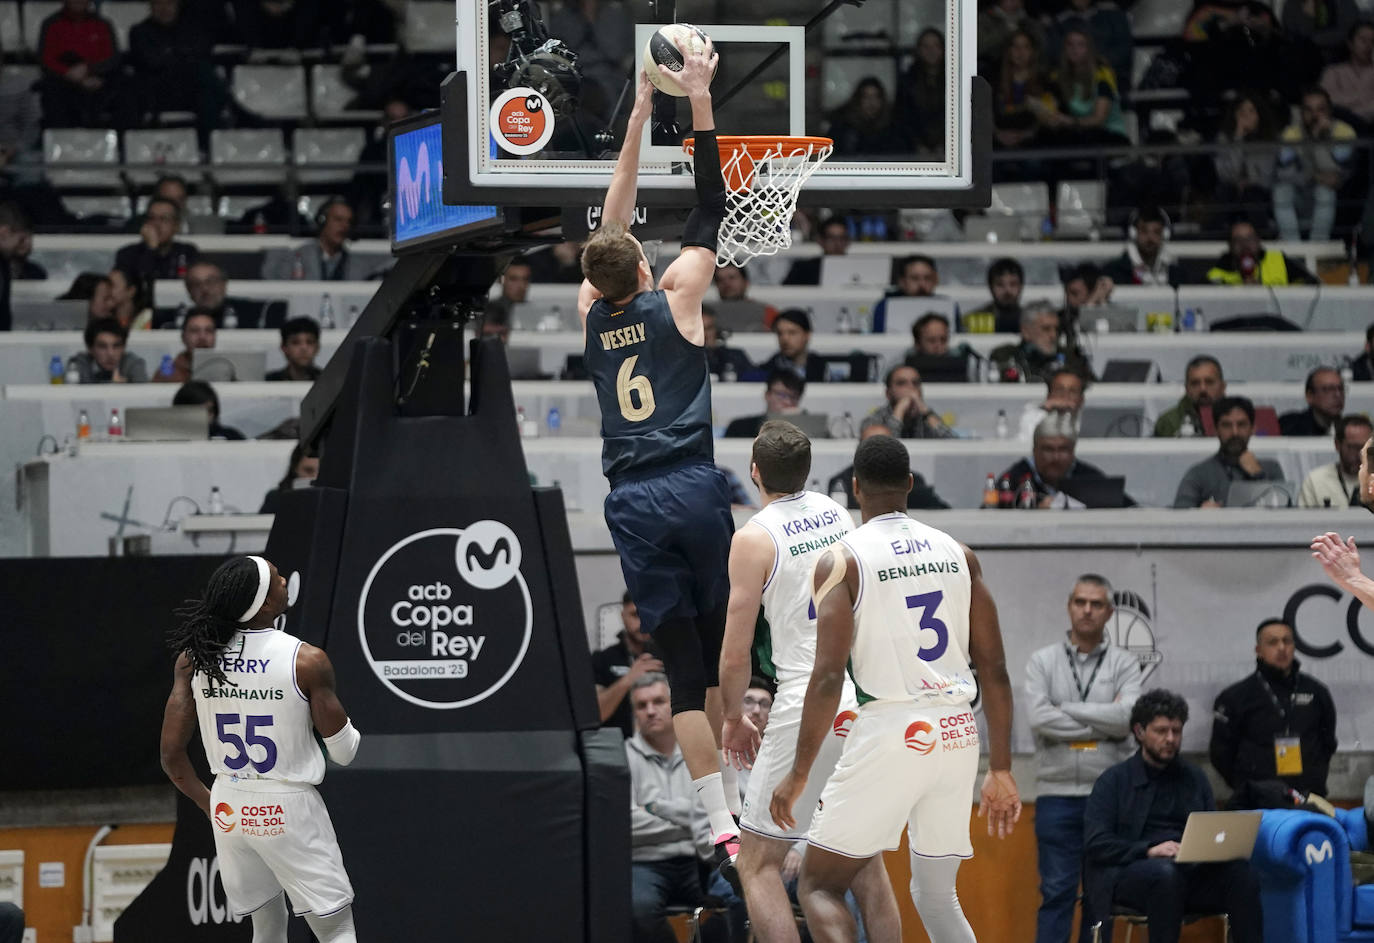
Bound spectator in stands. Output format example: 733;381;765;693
128;0;225;140
258;442;319;513
0;903;24;943
1046;0;1132;93
1284;0;1361;57
173;379;244;439
998;410;1132;508
108;266;152;331
1082;690;1264;943
1101;205;1184;287
1059;261;1110;361
269;199;366;281
1351;323;1374;380
0;204;42;279
1299;414;1371;506
1274;86;1357;243
1155;354;1227;438
758;309;828;382
896;28;947;157
154;307;216;383
712;264;777;333
1210;618;1338;810
1322;22;1374;130
159;261;272;329
1017;365;1087;440
990;304;1086;384
1207;218;1318;285
1172;396;1285;507
59;272;115;319
872;255;950;333
1184;2;1289;110
965;257;1024;333
702;307;753;381
827;424;949;510
0;43;41;179
826;77;911;156
1213;94;1279;221
484;258;532;323
67;317;148;383
993;31;1054;151
783;217;848;286
265;317;322;382
864;365;954;439
1280;366;1346;435
592;591;663;739
724;368;807;438
1042;27;1129;148
905;312;951;358
978;0;1046;76
1025;573;1141;943
37;0;124;128
115;197;199;282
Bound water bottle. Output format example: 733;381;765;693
1342;362;1355;387
1181;308;1196;332
1017;477;1038;509
208;485;224;515
65;361;80;385
222;308;238;329
721;360;738;382
158;354;175;379
291;251;306;280
49;355;64;384
855;306;872;334
77;409;91;440
107;407;122;438
995;409;1009;439
1192;307;1206;332
319;293;336;329
982;473;999;509
546;406;561;436
252;212;267;235
176;253;188;278
1179;413;1198;438
837;308;853;334
1040;216;1054;241
997;474;1014;508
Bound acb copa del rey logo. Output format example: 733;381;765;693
358;521;532;710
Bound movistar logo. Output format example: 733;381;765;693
465;537;513;574
1305;840;1334;864
396;141;439;225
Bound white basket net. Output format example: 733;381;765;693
684;136;834;267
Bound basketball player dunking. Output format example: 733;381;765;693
719;420;901;943
770;436;1022;943
577;38;744;879
159;556;362;943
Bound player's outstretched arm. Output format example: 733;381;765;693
720;524;774;769
1312;532;1374;609
297;644;362;766
963;543;1021;839
600;73;655;230
771;543;857;830
159;654;211;817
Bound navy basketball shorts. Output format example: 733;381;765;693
603;461;734;636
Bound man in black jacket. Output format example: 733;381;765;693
1083;689;1263;943
825;425;949;510
997;410;1136;508
1278;366;1346;437
1209;618;1338;809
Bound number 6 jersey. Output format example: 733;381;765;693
839;512;976;708
193;627;326;785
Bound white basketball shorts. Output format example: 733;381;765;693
807;699;980;859
210;776;354;917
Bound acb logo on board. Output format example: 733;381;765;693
358;522;532;710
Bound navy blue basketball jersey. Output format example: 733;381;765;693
584;289;714;480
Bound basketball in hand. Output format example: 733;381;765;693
643;23;715;97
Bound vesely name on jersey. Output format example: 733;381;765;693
599;323;647;351
878;559;961;582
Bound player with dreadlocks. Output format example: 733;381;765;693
159;555;363;943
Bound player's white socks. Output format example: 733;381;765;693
719;761;742;818
692;772;738;840
909;857;975;943
304;905;357;943
250;892;288;943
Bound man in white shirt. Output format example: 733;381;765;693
1299;414;1371;507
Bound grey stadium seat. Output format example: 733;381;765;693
100;1;146;49
43;129;121;189
210;129;287;185
123;128;202;186
404;3;455;53
231;65;308;121
293;128;366;186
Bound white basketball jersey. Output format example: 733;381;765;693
193;628;326;785
751;491;853;694
841;512;976;707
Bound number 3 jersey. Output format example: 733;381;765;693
841;512;976;707
584;288;714;481
193;627;326;785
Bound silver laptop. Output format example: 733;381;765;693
505;346;547;380
13;300;88;330
879;296;961;336
1081;304;1140;333
124;405;210;441
1174;811;1262;863
709;299;771;334
508;301;576;332
767;411;831;439
819;255;892;289
1226;480;1297;508
192;349;267;382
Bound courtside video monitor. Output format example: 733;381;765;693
389;111;504;254
448;0;980;208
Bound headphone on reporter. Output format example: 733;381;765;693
1126;205;1173;243
314;197;351;231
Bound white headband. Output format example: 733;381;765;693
237;556;271;622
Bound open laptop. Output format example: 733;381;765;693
817;353;875;383
879;296;962;336
1080;303;1140;333
123;406;210;441
1174;811;1262;863
505;346;550;380
1226;480;1297;508
1059;476;1129;508
1099;360;1159;383
13;300;88;331
1079;406;1147;438
191;349;267;382
819;255;892;289
907;353;972;383
768;411;831;439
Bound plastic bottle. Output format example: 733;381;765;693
77;409;91;440
252;212;267;235
546;405;561;436
1342;362;1355;388
1017;477;1038;509
176;253;188;278
49;355;64;384
997;474;1014;508
65;361;80;385
1179;413;1197;438
721;360;737;382
995;409;1009;439
222;308;239;330
982;474;998;508
319;293;336;329
1192;307;1206;332
855;306;872;334
836;307;853;334
1040;216;1054;241
291;252;306;280
1181;308;1196;332
208;486;224;515
107;408;122;438
158;354;175;379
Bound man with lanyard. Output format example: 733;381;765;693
1024;575;1141;943
1209;618;1338;810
